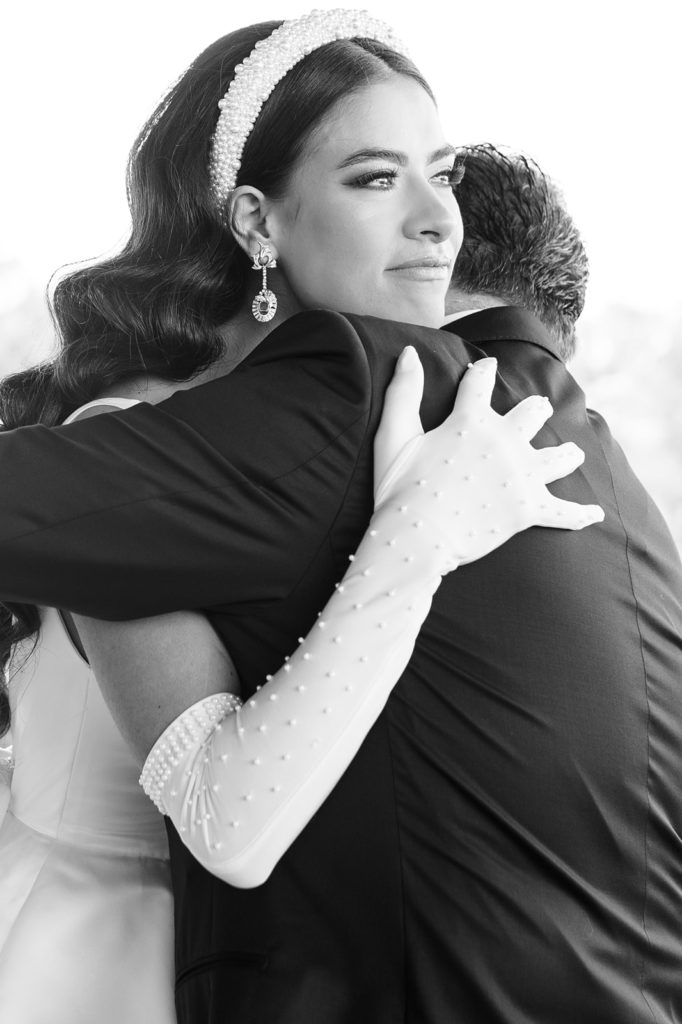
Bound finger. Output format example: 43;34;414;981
533;495;605;530
532;441;585;484
450;357;498;418
503;395;553;440
374;347;424;491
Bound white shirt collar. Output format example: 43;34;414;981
442;309;481;325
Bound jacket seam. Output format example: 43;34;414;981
591;433;658;1023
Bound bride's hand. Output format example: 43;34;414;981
373;348;604;569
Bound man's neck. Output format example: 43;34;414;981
444;289;509;318
443;291;509;328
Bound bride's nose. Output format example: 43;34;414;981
403;178;459;243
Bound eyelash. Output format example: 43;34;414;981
349;169;399;190
450;155;466;188
350;161;465;191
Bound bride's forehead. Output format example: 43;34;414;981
308;78;444;160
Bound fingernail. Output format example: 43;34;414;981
399;346;419;370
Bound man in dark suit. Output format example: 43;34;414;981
431;146;682;1021
0;149;680;1023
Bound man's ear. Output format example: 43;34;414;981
228;186;279;261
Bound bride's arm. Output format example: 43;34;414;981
76;354;603;889
75;611;241;759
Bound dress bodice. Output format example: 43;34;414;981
0;396;174;1024
9;606;168;858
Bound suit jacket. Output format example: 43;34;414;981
0;307;680;1023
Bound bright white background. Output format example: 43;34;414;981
2;0;681;539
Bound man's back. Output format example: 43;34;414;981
166;310;682;1022
395;306;682;1020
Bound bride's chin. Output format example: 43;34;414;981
359;308;444;328
341;293;444;328
400;312;444;328
309;296;444;329
380;300;445;329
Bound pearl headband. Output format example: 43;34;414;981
208;8;408;211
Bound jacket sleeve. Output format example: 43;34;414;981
0;311;372;619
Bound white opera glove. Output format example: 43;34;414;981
140;354;604;888
372;351;604;567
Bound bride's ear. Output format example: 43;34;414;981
227;186;279;261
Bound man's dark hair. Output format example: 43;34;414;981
451;144;588;359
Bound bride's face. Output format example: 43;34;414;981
266;75;462;329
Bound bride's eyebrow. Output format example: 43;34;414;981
337;144;456;169
428;144;457;164
337;148;406;169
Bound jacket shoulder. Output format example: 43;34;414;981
157;310;374;482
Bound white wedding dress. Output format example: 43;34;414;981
0;398;176;1023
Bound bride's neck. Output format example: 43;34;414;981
200;290;302;383
208;305;281;377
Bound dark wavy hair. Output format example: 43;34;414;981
0;21;433;737
450;144;588;360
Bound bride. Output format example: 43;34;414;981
0;11;602;1023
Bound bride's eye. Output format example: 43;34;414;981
349;168;399;190
431;167;456;187
449;155;466;188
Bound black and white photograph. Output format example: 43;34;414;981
1;2;681;1021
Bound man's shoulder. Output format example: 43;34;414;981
137;312;372;484
344;312;474;363
158;310;371;415
247;310;482;415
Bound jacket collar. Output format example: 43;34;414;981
442;306;564;363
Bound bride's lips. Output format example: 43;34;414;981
385;257;452;281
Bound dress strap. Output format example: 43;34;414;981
63;397;141;424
